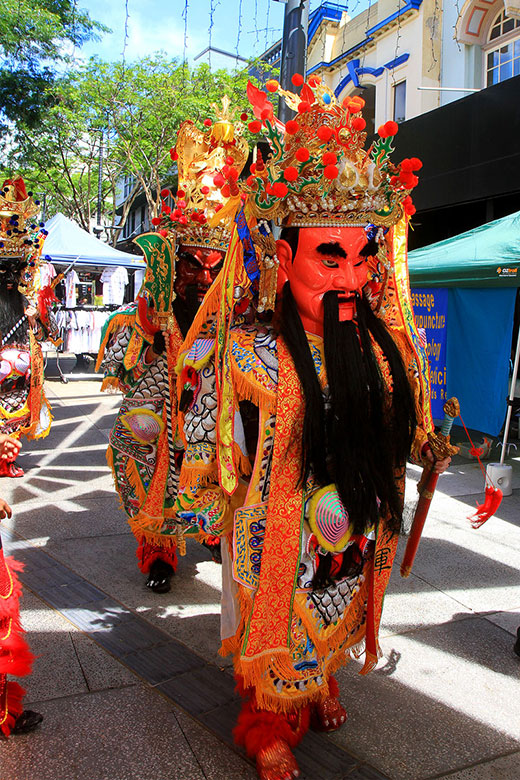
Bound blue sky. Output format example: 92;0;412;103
77;1;372;64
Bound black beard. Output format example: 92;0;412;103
172;284;200;338
280;282;416;538
0;281;26;345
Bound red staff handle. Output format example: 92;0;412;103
400;397;459;578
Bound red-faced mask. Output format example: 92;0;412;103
174;246;224;303
276;226;370;336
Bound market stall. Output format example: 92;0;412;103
42;213;145;379
408;210;520;435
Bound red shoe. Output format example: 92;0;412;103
256;738;300;780
310;695;347;732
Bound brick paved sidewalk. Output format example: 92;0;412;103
1;377;519;780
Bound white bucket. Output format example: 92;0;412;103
486;462;513;497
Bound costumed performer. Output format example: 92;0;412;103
0;177;57;478
96;99;249;592
175;78;451;779
0;433;43;736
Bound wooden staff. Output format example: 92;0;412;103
400;397;460;578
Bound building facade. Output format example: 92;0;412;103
302;0;519;133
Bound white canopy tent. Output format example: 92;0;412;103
43;212;145;268
41;213;145;382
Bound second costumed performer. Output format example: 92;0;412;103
0;178;56;478
175;78;451;779
97;100;248;592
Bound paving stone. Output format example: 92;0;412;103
174;707;258;779
483;608;520;637
90;615;170;656
3;494;128;541
158;664;237;716
2;684;208;780
293;729;364;779
331;617;520;780
123;640;205;684
432;751;520;779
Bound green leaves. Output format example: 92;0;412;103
0;0;108;126
1;54;256;244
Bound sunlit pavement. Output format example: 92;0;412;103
1;374;519;779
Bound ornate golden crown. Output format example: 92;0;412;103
0;178;42;258
242;77;421;228
0;177;47;302
153;97;249;251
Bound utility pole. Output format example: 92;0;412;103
94;130;103;238
89;128;104;238
276;0;309;123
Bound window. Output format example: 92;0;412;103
123;175;135;199
393;81;406;124
489;10;520;41
485;10;520;86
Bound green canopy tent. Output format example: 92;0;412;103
408;210;520;437
409;210;520;287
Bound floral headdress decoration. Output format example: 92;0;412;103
152;96;249;252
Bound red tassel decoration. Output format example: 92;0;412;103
469;486;503;529
459;414;503;530
135;539;178;574
0;552;35;736
233;698;310;757
0;681;25;737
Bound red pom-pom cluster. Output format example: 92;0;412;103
343;96;365;113
402;195;416;215
285;120;299;135
394;158;421;189
322;151;337;165
323;165;339;180
283;166;299;182
317;125;333;142
378;120;399;138
401;157;423;172
271;182;288;198
295;147;310;162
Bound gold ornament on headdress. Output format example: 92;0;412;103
0;178;40;258
0;177;46;303
155;97;249;251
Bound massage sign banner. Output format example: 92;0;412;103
411;289;448;420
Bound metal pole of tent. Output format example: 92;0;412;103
500;325;520;464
